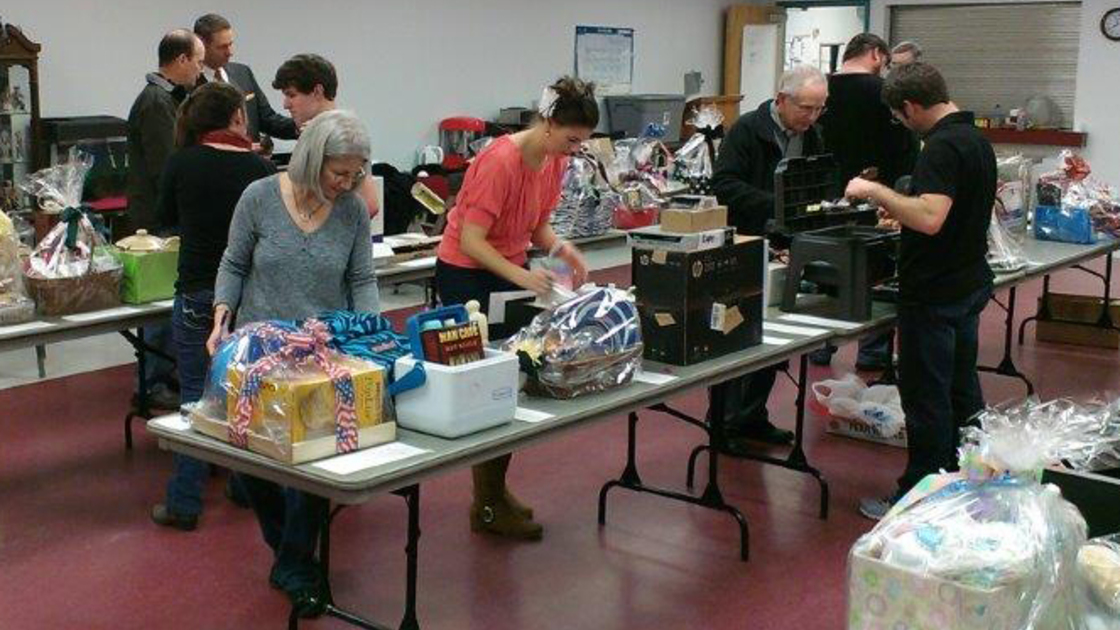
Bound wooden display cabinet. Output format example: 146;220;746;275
0;22;41;232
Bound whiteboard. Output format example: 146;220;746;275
575;26;634;96
740;24;781;113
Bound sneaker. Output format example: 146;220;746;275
134;385;180;412
150;503;198;531
858;496;894;521
809;345;837;366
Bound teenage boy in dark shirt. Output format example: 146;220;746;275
843;63;996;520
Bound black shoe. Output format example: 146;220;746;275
150;503;198;531
224;479;251;509
287;586;328;619
855;355;895;372
809;346;836;366
134;386;180;412
739;419;795;446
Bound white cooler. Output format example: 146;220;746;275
393;348;519;438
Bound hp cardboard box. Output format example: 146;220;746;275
632;236;764;365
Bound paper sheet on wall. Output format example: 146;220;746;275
575;26;634;96
740;24;780;114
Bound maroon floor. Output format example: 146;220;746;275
0;263;1116;629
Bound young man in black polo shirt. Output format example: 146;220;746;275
843;63;996;519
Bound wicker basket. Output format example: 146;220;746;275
24;267;122;316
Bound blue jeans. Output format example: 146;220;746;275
234;473;327;591
895;284;992;494
164;289;214;516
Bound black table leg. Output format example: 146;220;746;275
598;398;750;561
1019;274;1052;345
1098;253;1115;328
122;327;150;450
680;356;833;517
294;487;422;630
977;286;1035;395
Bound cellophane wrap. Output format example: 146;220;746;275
550;153;615;239
969;397;1120;474
1036;151;1120;243
674;105;724;193
502;286;642;399
0;210;34;324
192;319;389;460
848;399;1100;630
1074;534;1120;626
990;155;1031;272
21;153;123;314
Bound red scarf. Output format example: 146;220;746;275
200;130;252;150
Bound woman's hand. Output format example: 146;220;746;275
206;305;232;355
557;241;589;286
520;268;556;297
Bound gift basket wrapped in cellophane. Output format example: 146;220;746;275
845;392;1120;630
1072;534;1120;628
550;152;616;240
1036;151;1120;245
20;153;122;315
673;105;724;195
189;317;397;464
503;285;642;399
0;210;34;324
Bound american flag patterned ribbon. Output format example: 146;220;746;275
229;319;360;454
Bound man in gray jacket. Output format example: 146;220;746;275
193;14;298;146
125;28;202;410
126;29;203;233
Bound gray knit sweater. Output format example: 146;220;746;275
214;175;379;326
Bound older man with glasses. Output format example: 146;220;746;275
709;65;828;453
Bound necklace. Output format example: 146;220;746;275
295;193;326;223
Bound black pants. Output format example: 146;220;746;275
234;473;328;591
709;363;785;435
435;259;523;340
895;284;992;494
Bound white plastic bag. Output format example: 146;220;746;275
811;373;905;438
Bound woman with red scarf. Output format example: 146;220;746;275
150;81;276;531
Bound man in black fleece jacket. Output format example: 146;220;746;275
709;65;828;451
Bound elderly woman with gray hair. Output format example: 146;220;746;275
209;109;377;618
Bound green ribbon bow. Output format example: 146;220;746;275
60;205;107;249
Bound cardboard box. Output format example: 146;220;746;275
114;248;178;304
1034;293;1120;349
191;355;395;464
628;225;736;253
633;236;764;365
848;548;1032;630
659;205;727;233
826;415;907;448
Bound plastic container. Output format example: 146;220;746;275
393;348;518;438
604;95;687;142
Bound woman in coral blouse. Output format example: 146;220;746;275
435;76;598;540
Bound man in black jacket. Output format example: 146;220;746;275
845;63;995;520
126;29;203;233
710;65;828;451
193;14;298;145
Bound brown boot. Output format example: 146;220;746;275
469;455;542;541
503;489;533;520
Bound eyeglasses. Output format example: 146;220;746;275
326;165;367;188
793;102;827;116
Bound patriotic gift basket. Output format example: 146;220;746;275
503;285;642;399
189;318;396;464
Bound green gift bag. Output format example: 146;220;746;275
113;230;179;304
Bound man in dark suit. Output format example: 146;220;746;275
193;13;298;146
